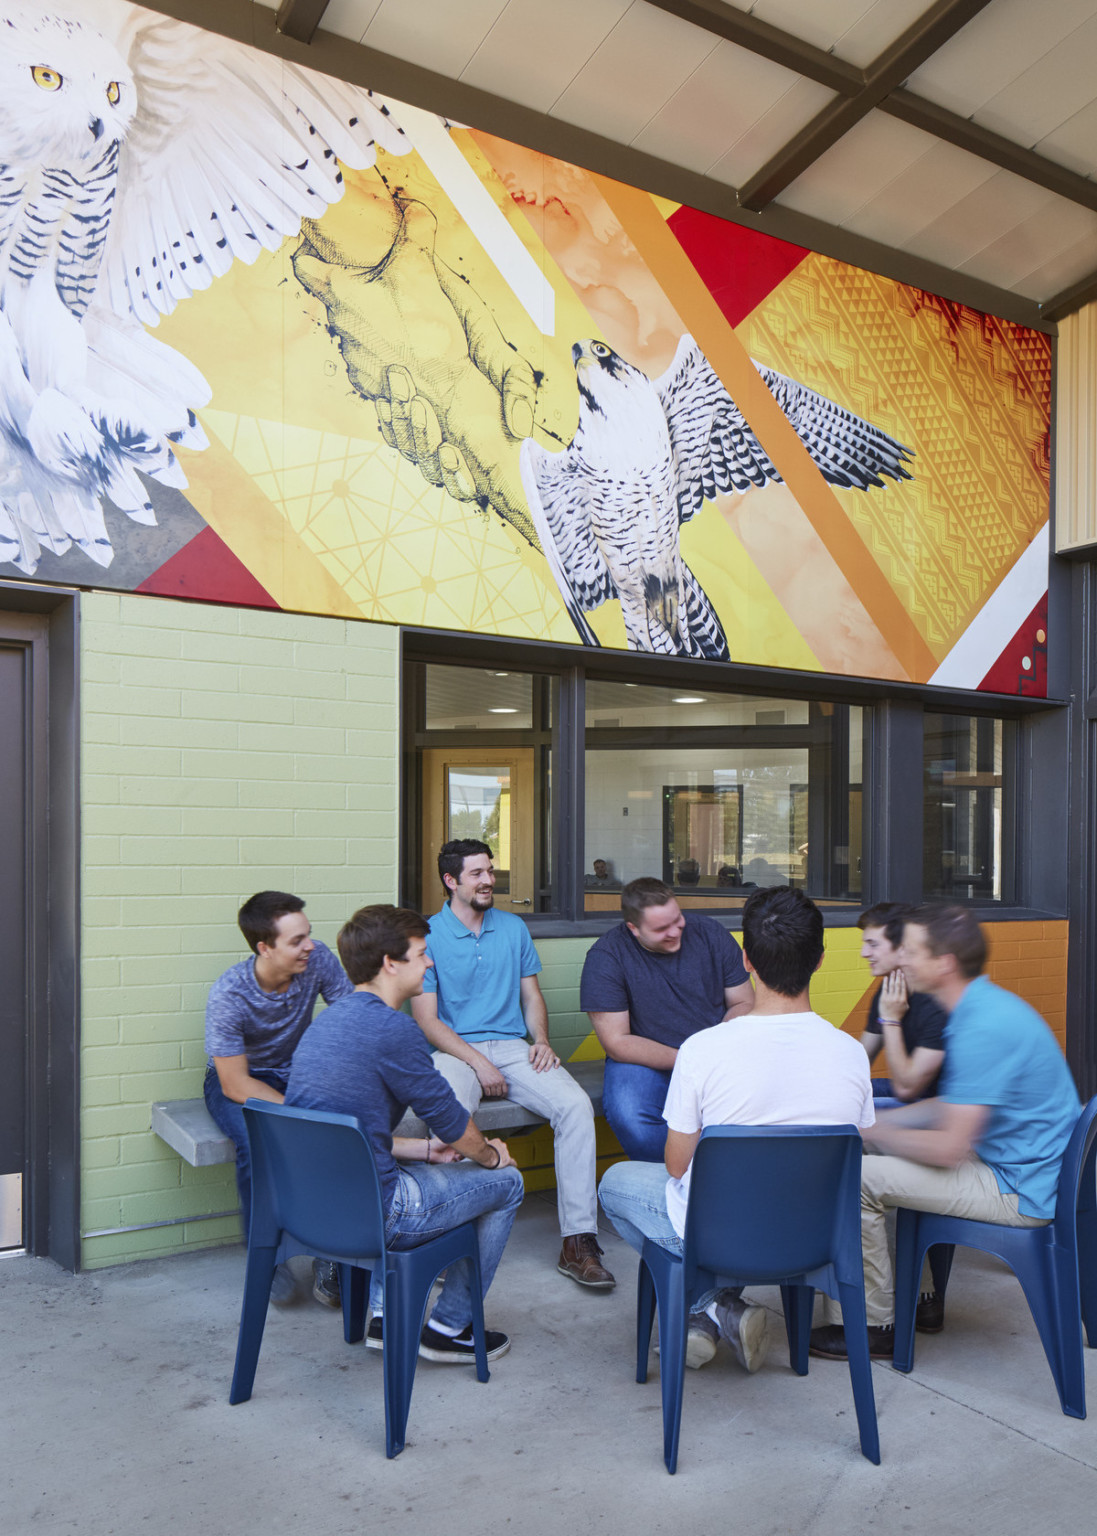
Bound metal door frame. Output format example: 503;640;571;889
0;583;80;1269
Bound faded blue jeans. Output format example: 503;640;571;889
602;1060;673;1163
598;1159;728;1314
372;1159;525;1330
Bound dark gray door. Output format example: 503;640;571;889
0;641;26;1247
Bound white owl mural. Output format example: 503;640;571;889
521;336;914;661
0;0;410;574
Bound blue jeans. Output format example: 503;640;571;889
203;1064;288;1234
373;1160;525;1330
602;1060;673;1163
598;1160;729;1313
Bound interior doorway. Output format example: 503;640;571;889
420;748;535;914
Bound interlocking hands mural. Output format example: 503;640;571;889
0;0;1051;692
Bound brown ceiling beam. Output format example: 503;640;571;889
882;89;1097;214
1041;268;1097;324
275;0;330;45
642;0;863;94
737;0;994;211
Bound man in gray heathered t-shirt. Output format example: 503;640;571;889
204;890;351;1305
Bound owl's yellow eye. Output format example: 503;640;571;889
32;65;63;91
106;81;120;106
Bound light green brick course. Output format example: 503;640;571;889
80;592;399;1267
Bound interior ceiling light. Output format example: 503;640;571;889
673;696;706;704
488;707;518;713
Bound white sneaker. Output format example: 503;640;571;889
685;1309;719;1369
714;1295;769;1373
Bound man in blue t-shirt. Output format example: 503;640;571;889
580;877;755;1162
412;840;613;1290
286;905;524;1363
810;903;1081;1363
204;889;352;1306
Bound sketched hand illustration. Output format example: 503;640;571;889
0;1;410;573
293;192;541;545
522;335;914;658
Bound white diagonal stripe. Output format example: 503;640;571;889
929;523;1049;689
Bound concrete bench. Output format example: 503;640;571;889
152;1060;606;1168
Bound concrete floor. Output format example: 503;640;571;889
3;1191;1096;1536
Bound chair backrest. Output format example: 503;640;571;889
683;1125;863;1285
243;1100;387;1258
1053;1094;1097;1235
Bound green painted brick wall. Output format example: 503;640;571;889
79;593;399;1268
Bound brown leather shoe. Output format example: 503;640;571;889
557;1234;615;1288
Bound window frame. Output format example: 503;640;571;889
400;627;1062;934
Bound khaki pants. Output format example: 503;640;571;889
824;1152;1048;1327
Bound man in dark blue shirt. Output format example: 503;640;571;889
580;877;755;1161
857;902;946;1102
286;905;524;1363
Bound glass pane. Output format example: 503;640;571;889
446;766;511;895
425;666;536;729
585;681;809;729
924;714;1005;902
585;700;862;910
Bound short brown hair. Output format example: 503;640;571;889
857;902;913;949
908;903;987;980
337;905;430;985
621;876;675;927
237;891;304;954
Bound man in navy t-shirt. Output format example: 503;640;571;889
286;905;524;1363
580;877;755;1161
857;901;946;1102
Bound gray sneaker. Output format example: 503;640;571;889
685;1308;719;1369
268;1262;298;1308
312;1260;341;1309
713;1293;769;1373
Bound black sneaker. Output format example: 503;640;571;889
418;1321;510;1363
366;1316;384;1350
916;1291;945;1333
312;1260;341;1309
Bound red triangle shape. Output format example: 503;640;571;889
136;524;279;609
978;594;1048;697
666;207;810;329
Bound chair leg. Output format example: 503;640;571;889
892;1210;922;1374
342;1264;367;1345
381;1278;422;1459
1011;1244;1086;1419
465;1243;490;1385
655;1266;688;1475
1077;1204;1097;1350
781;1283;813;1376
836;1280;880;1465
636;1260;656;1385
229;1243;278;1405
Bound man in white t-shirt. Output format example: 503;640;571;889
598;886;874;1371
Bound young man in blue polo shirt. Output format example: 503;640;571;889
411;839;614;1290
810;903;1081;1362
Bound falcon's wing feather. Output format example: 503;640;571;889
520;439;614;647
758;365;914;490
102;12;412;325
656;335;914;524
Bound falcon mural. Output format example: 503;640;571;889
521;335;914;659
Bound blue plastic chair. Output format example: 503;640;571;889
892;1095;1097;1417
228;1100;489;1457
635;1125;880;1472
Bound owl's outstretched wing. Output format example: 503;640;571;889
519;439;613;647
655;335;914;524
102;10;412;327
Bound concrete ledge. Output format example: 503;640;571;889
152;1060;605;1167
